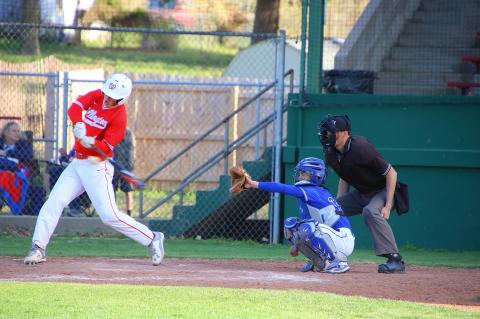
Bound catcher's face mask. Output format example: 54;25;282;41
293;170;312;184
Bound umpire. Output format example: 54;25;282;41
318;114;405;273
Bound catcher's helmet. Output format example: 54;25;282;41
294;157;327;186
317;114;351;148
101;73;132;105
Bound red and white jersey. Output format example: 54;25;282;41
68;89;127;158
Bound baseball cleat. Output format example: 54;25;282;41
24;246;46;265
324;260;350;273
149;232;165;266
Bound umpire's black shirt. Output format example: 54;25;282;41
324;135;392;195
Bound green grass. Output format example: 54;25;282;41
0;37;239;76
1;235;479;268
0;282;477;319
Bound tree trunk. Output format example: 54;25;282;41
252;0;280;45
72;8;87;46
21;0;40;55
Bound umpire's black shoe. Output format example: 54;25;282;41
378;253;405;274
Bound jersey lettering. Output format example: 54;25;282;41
327;196;342;211
84;109;108;129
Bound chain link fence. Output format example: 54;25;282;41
0;21;290;241
327;0;480;96
4;0;475;241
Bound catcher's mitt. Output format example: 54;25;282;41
229;166;250;194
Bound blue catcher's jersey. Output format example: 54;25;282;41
258;181;351;231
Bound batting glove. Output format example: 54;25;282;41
73;122;86;139
80;136;95;148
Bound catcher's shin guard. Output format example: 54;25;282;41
298;222;337;262
285;218;326;271
296;241;326;271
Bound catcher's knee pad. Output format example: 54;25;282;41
284;217;301;241
298;222;336;262
297;222;317;242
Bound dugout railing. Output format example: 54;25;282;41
138;69;293;216
141;70;293;241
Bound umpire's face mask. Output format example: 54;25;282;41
318;115;350;149
318;129;336;148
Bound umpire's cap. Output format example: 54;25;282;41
318;114;352;133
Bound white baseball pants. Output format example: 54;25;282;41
315;224;355;259
32;158;154;249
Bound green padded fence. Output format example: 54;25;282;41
282;93;480;250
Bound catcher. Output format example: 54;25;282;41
233;157;355;273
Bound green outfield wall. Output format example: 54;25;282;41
282;93;480;250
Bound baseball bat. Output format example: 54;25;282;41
90;144;145;190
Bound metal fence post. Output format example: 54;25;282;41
45;73;57;161
224;121;230;175
272;31;286;244
255;83;261;160
139;190;144;219
62;72;69;151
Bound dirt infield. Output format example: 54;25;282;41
1;257;479;310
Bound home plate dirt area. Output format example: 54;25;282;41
1;257;479;311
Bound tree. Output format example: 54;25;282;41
71;7;87;46
252;0;280;44
21;0;40;55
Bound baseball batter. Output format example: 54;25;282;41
244;157;355;273
24;74;164;266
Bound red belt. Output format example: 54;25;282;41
75;152;89;159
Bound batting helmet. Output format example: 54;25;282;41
294;157;327;186
101;74;133;105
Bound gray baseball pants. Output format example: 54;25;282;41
337;189;399;256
